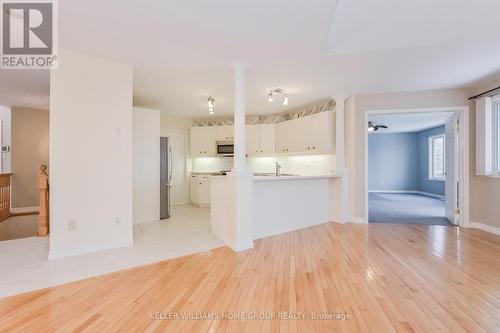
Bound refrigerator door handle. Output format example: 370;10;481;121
168;145;173;184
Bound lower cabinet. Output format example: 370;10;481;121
190;175;210;207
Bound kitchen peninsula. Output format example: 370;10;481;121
211;172;346;248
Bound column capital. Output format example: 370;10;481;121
230;60;251;71
333;94;348;105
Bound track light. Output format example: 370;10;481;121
267;88;288;106
208;96;215;114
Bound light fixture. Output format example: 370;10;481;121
208;96;215;114
267;88;288;106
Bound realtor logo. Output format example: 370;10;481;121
1;0;58;68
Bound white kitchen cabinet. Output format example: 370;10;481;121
246;123;276;155
246;124;260;154
190;126;216;157
276;121;289;153
308;111;333;152
190;174;210;207
277;117;303;153
259;123;276;154
276;111;333;154
216;126;234;141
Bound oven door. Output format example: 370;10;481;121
217;141;234;156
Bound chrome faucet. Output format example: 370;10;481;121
275;162;282;177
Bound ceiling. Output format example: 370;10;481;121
369;112;454;133
1;0;500;117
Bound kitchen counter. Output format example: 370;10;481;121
253;174;342;181
211;171;348;244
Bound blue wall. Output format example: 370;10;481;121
369;125;445;196
417;125;445;196
369;133;418;191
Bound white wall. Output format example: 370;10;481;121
49;49;134;259
0;106;11;173
133;107;160;224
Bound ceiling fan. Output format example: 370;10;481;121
368;121;388;132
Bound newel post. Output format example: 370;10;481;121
38;164;49;236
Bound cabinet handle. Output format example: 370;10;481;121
261;150;263;152
307;147;310;150
313;147;316;149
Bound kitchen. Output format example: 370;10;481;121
187;93;349;251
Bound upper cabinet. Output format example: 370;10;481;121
216;126;234;141
246;123;276;155
308;111;333;152
190;111;333;157
190;126;216;157
276;111;333;153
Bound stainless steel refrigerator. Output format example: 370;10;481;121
160;137;171;219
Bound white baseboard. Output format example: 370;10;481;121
223;238;254;252
190;202;210;208
11;206;39;214
331;216;367;224
469;222;500;236
369;190;444;200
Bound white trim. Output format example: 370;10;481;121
364;106;470;228
469;222;500;236
221;238;254;252
11;206;39;214
369;190;445;200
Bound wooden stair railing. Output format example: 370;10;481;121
0;173;12;222
38;165;49;236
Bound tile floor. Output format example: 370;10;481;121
0;205;224;298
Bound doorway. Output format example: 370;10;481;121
364;107;469;227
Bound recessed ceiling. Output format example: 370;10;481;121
325;0;500;55
1;0;500;117
369;112;454;134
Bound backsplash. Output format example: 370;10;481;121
192;154;336;176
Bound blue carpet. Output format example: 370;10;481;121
369;192;452;226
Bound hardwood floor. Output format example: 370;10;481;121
0;223;499;332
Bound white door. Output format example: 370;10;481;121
445;113;458;225
161;129;188;205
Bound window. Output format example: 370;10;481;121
494;99;500;174
429;134;445;181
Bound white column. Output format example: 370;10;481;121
329;94;349;223
225;60;253;252
334;94;347;172
230;60;251;175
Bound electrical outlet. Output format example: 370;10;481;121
67;220;77;231
115;217;121;224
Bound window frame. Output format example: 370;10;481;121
428;133;446;182
493;96;500;175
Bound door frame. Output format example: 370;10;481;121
160;128;189;205
363;106;470;228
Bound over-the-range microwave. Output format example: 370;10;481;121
216;141;234;157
